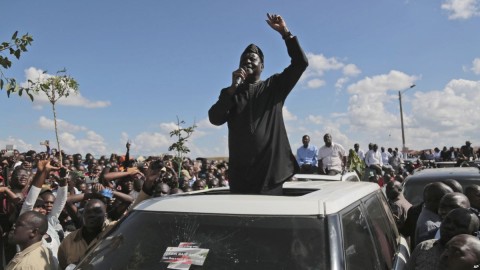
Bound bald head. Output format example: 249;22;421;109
423;182;454;212
438;192;471;220
23;211;48;235
442;179;463;193
465;185;480;210
440;208;479;245
442;234;480;270
8;211;47;249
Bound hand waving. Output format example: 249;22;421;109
37;159;60;174
266;13;288;34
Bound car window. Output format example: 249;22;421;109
403;180;426;206
77;211;328;270
404;178;480;206
376;193;400;238
341;206;380;270
364;194;397;269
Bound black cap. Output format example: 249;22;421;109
242;44;264;63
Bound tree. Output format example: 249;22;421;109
0;31;34;98
168;117;197;178
24;69;79;165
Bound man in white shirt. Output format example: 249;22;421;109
381;147;393;173
317;133;346;175
365;144;383;175
381;147;391;165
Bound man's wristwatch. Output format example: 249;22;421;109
282;31;293;40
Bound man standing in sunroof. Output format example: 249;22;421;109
209;13;308;195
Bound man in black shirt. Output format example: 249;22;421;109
209;13;308;194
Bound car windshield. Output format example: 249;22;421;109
77;211;328;270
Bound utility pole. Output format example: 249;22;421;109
399;84;416;158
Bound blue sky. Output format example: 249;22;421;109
2;0;480;158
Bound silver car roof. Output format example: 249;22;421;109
134;181;379;216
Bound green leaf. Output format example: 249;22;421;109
1;57;12;69
27;92;34;101
0;57;12;69
0;58;6;69
12;31;18;40
14;49;21;59
0;79;3;89
18;88;23;96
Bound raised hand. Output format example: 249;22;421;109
37;159;60;174
266;13;288;35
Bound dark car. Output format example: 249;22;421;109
75;181;409;270
403;167;480;206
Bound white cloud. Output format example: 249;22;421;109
307;115;324;125
391;79;480;150
343;64;361;77
301;53;361;90
22;67;111;109
283;106;298;121
331;112;348;118
335;77;350;89
59;131;108;155
131;132;171;156
35;116;108;155
411;79;480;133
471;58;480;74
38;116;88;133
307;79;325;89
337;75;480;151
189;134;229;158
305;53;344;77
347;70;418;131
347;70;417;94
160;122;182;133
441;0;480;20
0;137;34;153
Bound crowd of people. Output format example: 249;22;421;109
1;134;480;269
296;134;480;269
297;134;479;182
0;136;479;269
0;142;230;269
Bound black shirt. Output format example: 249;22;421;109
209;37;308;193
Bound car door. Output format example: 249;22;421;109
340;192;409;270
340;204;382;270
362;192;410;270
